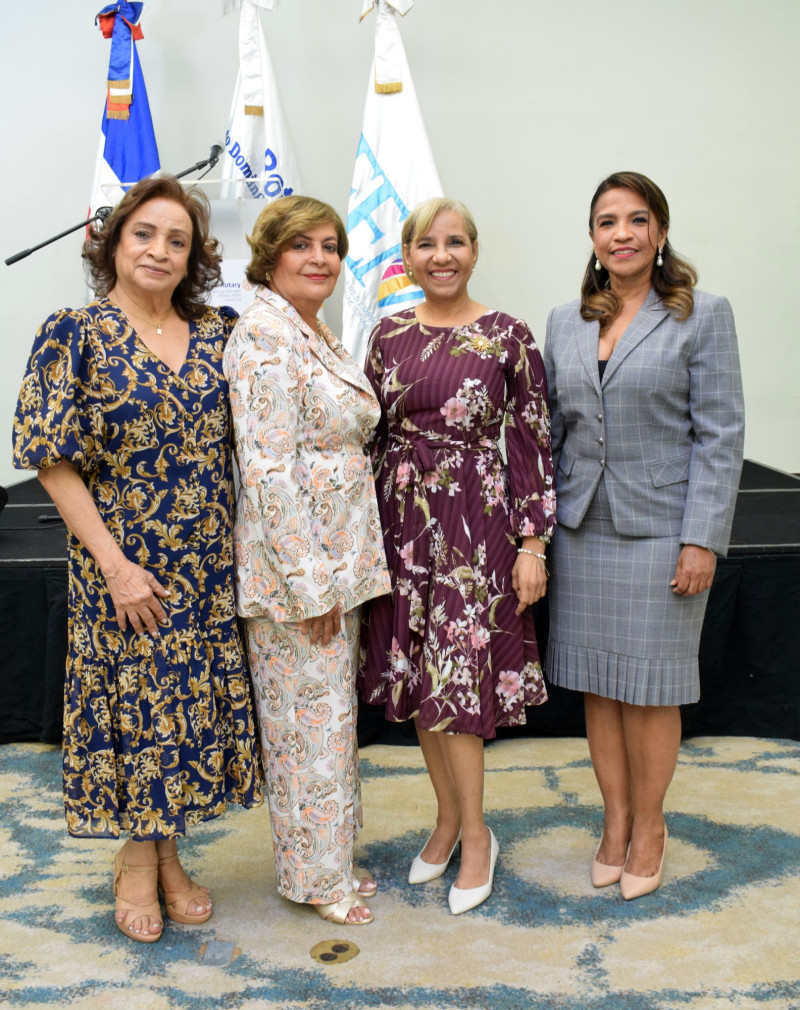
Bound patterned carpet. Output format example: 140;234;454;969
1;736;799;1010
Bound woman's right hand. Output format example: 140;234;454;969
296;603;342;647
36;460;169;635
102;558;170;635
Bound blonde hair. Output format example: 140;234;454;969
401;198;478;279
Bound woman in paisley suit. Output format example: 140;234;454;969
223;195;391;926
12;176;263;943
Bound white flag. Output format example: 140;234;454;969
221;0;303;200
342;0;443;365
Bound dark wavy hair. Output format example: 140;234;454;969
580;171;698;326
245;195;348;285
82;175;222;320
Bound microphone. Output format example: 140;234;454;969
174;143;225;180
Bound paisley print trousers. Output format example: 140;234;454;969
244;608;363;904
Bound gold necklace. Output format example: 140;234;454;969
112;297;174;335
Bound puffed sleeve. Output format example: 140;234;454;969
362;323;389;467
223;303;339;622
503;319;556;538
215;304;239;339
12;308;106;474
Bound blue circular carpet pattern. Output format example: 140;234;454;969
0;737;798;1009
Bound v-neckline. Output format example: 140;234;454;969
107;299;193;377
133;325;193;378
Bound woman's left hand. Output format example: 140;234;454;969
297;602;343;646
670;545;716;596
512;545;548;615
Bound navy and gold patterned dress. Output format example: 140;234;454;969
12;299;263;839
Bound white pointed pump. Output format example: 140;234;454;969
448;829;499;915
408;830;462;885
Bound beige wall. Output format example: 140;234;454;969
2;0;798;489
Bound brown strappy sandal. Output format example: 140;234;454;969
113;850;163;943
157;852;212;924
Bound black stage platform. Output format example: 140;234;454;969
0;478;68;744
2;460;799;745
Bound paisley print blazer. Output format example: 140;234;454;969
223;287;391;622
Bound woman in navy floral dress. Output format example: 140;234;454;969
12;177;262;943
359;198;555;913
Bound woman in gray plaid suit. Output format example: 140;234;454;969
543;172;744;899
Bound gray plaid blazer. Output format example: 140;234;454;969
543;289;744;557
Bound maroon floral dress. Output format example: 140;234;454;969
358;309;556;739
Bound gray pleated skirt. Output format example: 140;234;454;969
545;478;707;706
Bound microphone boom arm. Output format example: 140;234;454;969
5;144;222;266
5;207;112;266
174;144;223;181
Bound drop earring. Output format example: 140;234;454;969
594;256;601;271
656;247;664;267
265;271;272;282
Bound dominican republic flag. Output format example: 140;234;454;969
88;3;160;218
341;0;442;365
221;0;303;200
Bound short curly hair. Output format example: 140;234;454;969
245;195;348;286
82;175;222;320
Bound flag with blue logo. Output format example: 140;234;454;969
221;0;303;200
342;0;443;365
88;3;160;218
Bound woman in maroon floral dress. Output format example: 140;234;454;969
359;198;555;914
